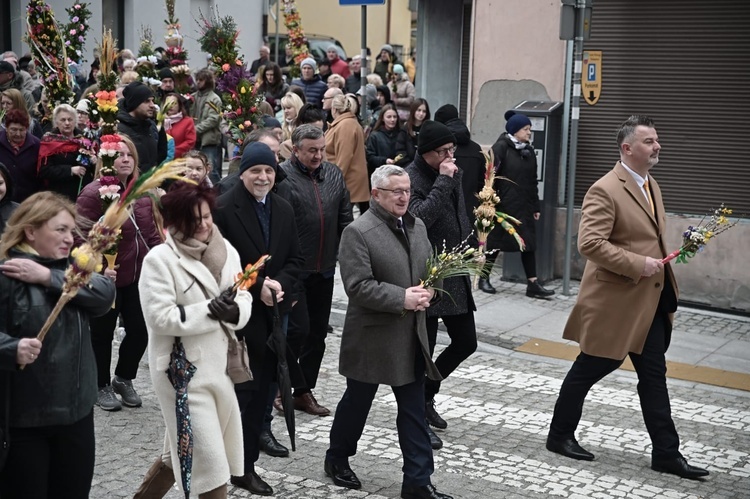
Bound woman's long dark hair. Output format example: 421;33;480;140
372;103;400;133
405;98;430;138
261;63;284;94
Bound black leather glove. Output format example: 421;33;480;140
207;290;240;324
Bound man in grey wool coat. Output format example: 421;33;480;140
324;165;453;499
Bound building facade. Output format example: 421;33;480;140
417;0;750;312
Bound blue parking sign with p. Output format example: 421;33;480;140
588;64;596;81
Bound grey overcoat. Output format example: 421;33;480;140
338;199;442;387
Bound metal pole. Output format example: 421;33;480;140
562;0;586;295
360;5;368;122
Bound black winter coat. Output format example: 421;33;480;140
395;125;420;167
37;129;95;201
406;155;476;317
442;118;485;224
276;158;353;275
116;109;168;172
365;128;400;175
213;186;303;390
0;250;115;427
488;133;540;252
0;163;19;235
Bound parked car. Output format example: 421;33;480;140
267;33;347;66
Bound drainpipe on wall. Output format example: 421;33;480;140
386;0;392;43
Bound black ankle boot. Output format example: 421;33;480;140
478;277;496;294
526;280;555;298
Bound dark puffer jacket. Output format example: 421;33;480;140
290;75;328;109
488;133;540;252
76;179;163;287
0;250;115;427
406;155;476;317
116;109;168;172
441;118;485;224
276;157;353;275
395;125;420;167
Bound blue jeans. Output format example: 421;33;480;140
201;144;223;184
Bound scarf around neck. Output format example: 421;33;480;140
170;226;227;285
164;112;183;132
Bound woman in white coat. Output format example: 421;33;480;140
135;182;252;499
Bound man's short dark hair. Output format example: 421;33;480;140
616;115;655;147
292;124;325;146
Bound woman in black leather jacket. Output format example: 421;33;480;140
0;191;115;499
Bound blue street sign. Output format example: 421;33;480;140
339;0;386;5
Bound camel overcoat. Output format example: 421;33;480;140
325;112;370;203
563;162;678;360
338;200;442;386
139;231;252;495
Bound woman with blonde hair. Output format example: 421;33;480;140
0;191;114;498
325;94;370;213
279;92;304;141
327;74;346;90
76;134;163;412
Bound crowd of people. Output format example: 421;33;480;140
0;43;710;499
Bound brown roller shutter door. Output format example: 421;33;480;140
575;0;750;215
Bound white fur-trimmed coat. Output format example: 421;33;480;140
139;231;252;495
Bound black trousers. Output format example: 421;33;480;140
236;348;276;473
425;312;478;401
90;282;148;387
549;309;681;461
326;355;433;487
287;273;335;396
485;251;538;280
0;410;95;498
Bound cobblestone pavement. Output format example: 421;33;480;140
93;279;750;498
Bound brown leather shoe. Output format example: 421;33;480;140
293;392;331;416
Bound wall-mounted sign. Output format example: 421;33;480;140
582;50;602;105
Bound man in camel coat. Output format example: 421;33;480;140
546;115;708;480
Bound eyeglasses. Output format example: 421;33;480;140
433;146;456;157
378;187;412;197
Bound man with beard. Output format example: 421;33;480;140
191;69;224;183
156;67;175;104
116;81;167;172
213;142;303;496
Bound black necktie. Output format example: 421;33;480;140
254;200;270;248
397;219;408;243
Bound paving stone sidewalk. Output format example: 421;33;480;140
93;313;750;498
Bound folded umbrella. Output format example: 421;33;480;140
267;290;296;451
166;337;197;498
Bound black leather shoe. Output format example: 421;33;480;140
401;483;454;499
324;460;362;489
527;280;555;298
478;278;496;294
425;399;447;430
259;429;289;457
546;436;594;461
230;471;273;496
427;425;443;450
652;456;709;479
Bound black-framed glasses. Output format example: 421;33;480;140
377;187;412;197
433;145;456;157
